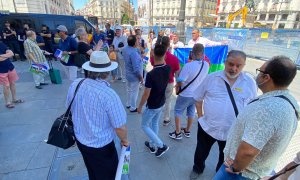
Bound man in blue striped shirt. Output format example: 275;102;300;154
66;51;128;180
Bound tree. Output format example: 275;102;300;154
121;14;130;24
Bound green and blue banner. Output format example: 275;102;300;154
174;45;228;73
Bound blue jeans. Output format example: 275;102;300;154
213;164;250;180
111;68;117;77
141;107;164;148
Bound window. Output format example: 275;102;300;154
260;14;266;20
281;14;288;20
75;20;85;30
269;14;275;21
278;23;285;28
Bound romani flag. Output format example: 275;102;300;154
173;45;228;73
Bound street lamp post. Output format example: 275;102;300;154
177;0;186;43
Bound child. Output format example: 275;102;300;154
137;44;171;157
108;45;117;82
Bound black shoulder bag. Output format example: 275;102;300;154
176;61;204;95
46;79;85;149
224;80;239;117
268;163;299;180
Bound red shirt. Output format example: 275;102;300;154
150;51;180;83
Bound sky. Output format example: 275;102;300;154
73;0;138;12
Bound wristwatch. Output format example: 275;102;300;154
230;165;242;175
68;52;71;55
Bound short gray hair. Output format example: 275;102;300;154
26;30;35;38
75;28;87;40
227;50;246;60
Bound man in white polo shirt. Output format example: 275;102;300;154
187;29;225;48
189;50;257;180
168;43;209;140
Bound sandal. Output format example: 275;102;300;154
6;103;15;108
12;99;24;104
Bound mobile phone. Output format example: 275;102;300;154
188;50;193;60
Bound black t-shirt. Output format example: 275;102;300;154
106;29;115;45
78;42;91;60
0;42;14;73
145;64;171;109
41;30;52;42
2;27;17;41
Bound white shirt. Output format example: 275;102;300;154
178;60;209;97
170;40;184;54
151;37;157;49
171;41;184;48
193;71;257;141
66;78;127;148
113;35;127;60
187;37;222;48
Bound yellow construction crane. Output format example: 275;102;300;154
226;6;248;28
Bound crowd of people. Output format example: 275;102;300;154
1;21;299;180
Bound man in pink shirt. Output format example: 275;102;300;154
150;36;180;126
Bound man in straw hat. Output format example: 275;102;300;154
66;51;129;180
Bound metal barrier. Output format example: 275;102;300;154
140;26;300;66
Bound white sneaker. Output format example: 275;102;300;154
122;79;126;83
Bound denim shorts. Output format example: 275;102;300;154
174;95;196;118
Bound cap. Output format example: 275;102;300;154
56;25;68;32
115;26;122;30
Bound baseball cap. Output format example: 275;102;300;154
115;26;122;30
56;25;68;32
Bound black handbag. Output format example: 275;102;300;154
46;79;85;149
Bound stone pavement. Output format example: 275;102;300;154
0;58;299;180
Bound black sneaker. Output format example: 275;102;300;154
181;128;191;138
155;145;169;157
169;131;183;140
35;85;42;89
126;106;130;109
40;83;49;86
130;108;138;113
145;141;156;153
163;120;170;126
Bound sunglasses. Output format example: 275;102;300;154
256;68;268;74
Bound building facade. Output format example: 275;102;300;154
139;0;218;27
0;0;74;15
76;0;135;26
217;0;300;29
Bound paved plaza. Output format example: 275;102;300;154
0;58;299;180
